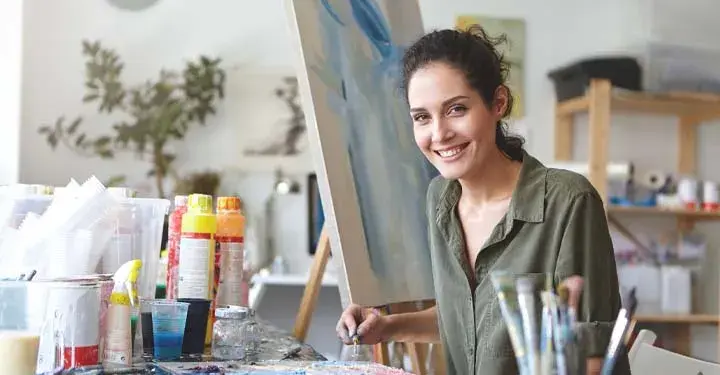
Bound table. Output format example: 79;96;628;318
63;319;327;374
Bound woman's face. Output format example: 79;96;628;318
408;62;507;180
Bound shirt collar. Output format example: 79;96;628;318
435;150;547;229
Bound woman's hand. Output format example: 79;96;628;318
336;304;390;345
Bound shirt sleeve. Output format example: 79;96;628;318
554;191;623;359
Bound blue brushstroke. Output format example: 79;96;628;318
312;0;436;300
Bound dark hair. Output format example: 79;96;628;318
401;25;524;161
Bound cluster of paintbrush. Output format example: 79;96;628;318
490;271;585;375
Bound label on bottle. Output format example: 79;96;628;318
178;237;214;299
216;241;244;306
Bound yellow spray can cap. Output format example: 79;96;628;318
188;194;213;214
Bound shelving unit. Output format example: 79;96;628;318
553;79;720;357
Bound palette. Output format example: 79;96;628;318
157;360;416;374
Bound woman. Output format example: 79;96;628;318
336;26;630;375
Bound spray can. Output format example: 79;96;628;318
177;194;217;344
166;195;188;300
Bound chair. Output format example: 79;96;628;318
629;329;720;375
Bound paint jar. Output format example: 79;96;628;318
27;279;103;371
211;306;263;360
50;275;113;360
678;178;698;210
703;181;719;211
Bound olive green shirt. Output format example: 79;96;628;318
426;152;631;375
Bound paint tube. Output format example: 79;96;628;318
490;271;529;375
516;277;539;375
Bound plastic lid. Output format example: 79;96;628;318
215;305;254;319
174;195;188;207
217;196;241;211
187;194;213;214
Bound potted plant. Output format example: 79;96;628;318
38;40;226;199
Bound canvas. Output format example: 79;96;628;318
285;0;437;307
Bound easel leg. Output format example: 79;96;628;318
293;225;331;341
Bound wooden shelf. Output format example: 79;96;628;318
553;79;720;357
556;89;720;121
608;205;720;221
634;314;720;325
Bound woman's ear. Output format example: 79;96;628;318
492;85;510;118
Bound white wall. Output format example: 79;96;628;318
0;0;23;185
13;0;720;360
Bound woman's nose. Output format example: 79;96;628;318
431;119;453;143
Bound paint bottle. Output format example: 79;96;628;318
103;259;142;367
166;195;188;300
178;194;217;300
215;196;246;307
178;194;217;346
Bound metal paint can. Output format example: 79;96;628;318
30;278;103;370
51;274;114;359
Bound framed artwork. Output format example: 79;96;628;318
307;173;325;255
285;0;437;307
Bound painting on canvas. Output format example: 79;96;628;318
456;15;526;118
285;0;437;307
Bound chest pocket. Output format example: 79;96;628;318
475;272;548;360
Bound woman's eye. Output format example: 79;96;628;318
448;105;466;115
413;113;429;122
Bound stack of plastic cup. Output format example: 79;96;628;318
150;300;189;360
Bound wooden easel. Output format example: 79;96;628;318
292;224;444;375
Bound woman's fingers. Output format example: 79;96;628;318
336;304;363;344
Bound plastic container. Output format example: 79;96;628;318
0;281;64;374
150;300;189;360
0;193;53;229
642;42;720;93
100;197;170;299
177;298;211;355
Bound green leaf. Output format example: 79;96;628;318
38;126;51;134
67;118;82;134
95;136;112;147
147;169;156;177
47;133;58;149
75;134;86;147
98;149;114;159
105;175;126;187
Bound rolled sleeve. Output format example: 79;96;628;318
554;191;623;358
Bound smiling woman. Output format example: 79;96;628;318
336;25;630;375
